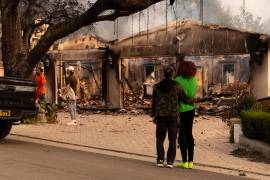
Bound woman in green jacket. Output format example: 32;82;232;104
175;61;198;169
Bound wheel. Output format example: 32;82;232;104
0;121;12;140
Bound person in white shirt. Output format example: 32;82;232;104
59;82;77;126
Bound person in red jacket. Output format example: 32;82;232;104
35;66;46;104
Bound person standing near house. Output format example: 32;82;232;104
63;65;78;125
59;81;77;125
175;61;198;169
151;65;194;168
35;66;46;104
66;66;78;95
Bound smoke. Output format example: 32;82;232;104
94;0;200;40
74;0;269;41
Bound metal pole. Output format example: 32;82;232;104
139;12;141;34
131;14;134;46
243;0;246;16
200;0;204;24
166;0;168;34
147;8;149;44
243;0;246;28
117;18;119;39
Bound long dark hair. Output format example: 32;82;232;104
177;61;197;78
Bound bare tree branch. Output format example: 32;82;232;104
2;0;168;77
26;0;165;70
95;10;136;22
27;0;108;67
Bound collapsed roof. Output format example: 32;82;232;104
111;19;269;64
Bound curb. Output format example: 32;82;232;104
239;135;270;159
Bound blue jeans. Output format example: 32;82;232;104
67;100;76;120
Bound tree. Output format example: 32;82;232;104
0;0;167;78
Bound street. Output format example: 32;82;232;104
0;136;251;180
12;113;270;177
0;137;249;180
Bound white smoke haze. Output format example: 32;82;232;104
94;0;200;40
74;0;270;41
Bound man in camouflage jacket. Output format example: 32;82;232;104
151;65;194;168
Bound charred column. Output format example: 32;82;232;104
250;38;270;99
103;52;122;109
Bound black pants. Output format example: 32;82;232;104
156;116;178;163
178;109;195;162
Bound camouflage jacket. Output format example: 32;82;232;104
151;78;193;117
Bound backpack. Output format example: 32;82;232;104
154;85;179;117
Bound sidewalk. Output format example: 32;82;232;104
11;112;270;177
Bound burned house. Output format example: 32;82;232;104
121;57;176;97
121;54;250;98
109;19;270;108
47;34;107;104
44;19;269;110
185;55;250;97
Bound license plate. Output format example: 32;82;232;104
0;110;11;117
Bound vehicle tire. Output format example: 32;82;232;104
0;121;12;140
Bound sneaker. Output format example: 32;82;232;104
166;162;174;168
176;162;189;169
156;160;164;167
188;162;193;169
67;120;77;126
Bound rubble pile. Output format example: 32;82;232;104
197;92;236;115
122;90;151;114
60;80;253;117
257;97;270;112
77;96;103;107
197;83;250;117
80;80;90;100
75;90;152;115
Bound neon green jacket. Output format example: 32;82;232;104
175;76;197;112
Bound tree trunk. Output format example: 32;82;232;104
1;2;30;78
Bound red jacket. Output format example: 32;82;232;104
35;74;46;100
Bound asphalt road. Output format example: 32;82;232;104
0;138;249;180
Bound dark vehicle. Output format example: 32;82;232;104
0;77;37;140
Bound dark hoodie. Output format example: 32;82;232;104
151;78;193;117
156;78;177;94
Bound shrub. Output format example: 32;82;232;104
44;103;60;124
237;96;256;114
240;110;270;145
22;118;36;124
